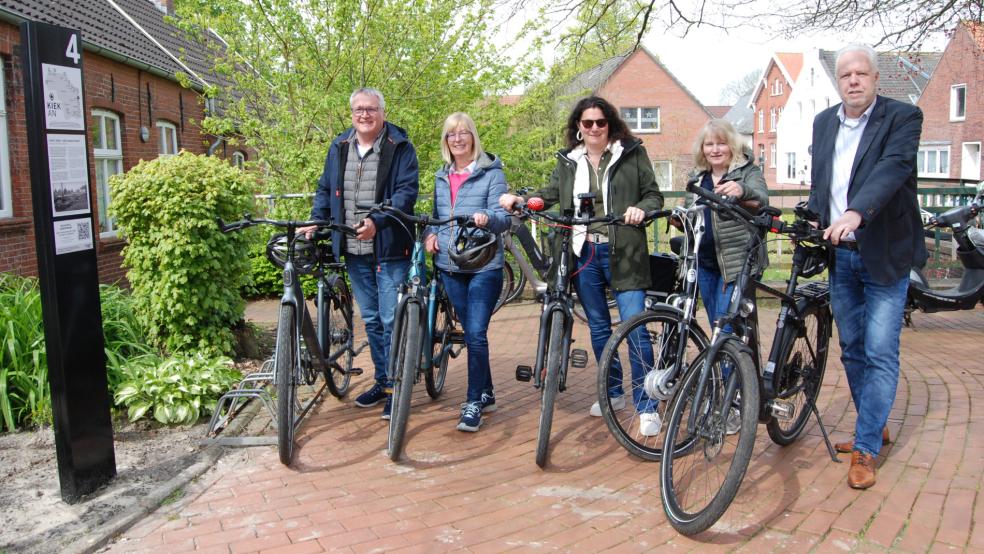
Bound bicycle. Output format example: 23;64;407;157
512;195;666;467
658;186;838;535
219;215;365;465
358;202;467;461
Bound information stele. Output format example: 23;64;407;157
20;20;116;503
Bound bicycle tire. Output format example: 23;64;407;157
598;308;709;461
324;278;354;398
660;340;759;535
275;304;297;466
388;302;421;461
536;313;566;468
766;303;831;445
425;294;452;399
493;257;516;314
504;257;527;304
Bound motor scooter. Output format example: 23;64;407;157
906;188;984;326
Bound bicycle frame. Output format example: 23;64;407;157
531;226;576;390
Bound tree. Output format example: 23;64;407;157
718;69;761;105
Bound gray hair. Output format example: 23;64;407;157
349;87;386;112
835;44;878;74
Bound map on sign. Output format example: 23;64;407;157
42;63;84;130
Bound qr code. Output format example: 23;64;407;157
77;222;90;241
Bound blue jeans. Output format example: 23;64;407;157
573;243;654;411
345;255;410;384
441;269;503;403
830;248;908;457
697;267;735;332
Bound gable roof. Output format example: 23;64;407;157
724;91;754;135
749;52;803;106
819;49;942;104
0;0;220;90
705;105;730;118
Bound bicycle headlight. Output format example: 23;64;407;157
739;298;755;317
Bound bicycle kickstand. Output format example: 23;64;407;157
809;399;842;463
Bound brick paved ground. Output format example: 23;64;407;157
107;301;984;553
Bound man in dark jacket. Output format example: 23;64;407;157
304;87;419;418
808;44;925;489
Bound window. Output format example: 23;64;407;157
769;108;777;131
620;107;660;132
0;66;11;218
797;101;803;121
917;145;950;177
810;68;815;87
810;99;817;117
92;110;124;235
962;142;981;181
157;121;178;156
950;84;967;121
825;96;831;108
770;143;776;168
652;160;672;191
758;110;764;132
758;144;766;166
232;151;246;168
786;152;797;180
771;78;784;96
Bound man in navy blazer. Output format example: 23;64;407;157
808;44;925;489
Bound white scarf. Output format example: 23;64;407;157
570;141;624;256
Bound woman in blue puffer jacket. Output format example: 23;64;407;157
424;112;510;433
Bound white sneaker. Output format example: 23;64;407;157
589;395;626;417
639;412;663;437
726;407;741;435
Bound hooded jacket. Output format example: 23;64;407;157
427;153;511;273
684;148;770;282
531;138;664;291
310;121;419;262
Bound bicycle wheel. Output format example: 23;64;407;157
388;302;422;461
493;257;517;314
425;293;452;399
598;308;709;461
536;313;566;468
324;278;354;398
275;304;297;466
766;304;831;445
504;257;527;304
660;340;759;535
572;292;620;326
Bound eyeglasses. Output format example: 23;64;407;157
579;118;608;129
352;107;380;116
446;131;472;140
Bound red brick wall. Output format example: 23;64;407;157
597;49;710;191
0;21;219;285
752;61;794;187
916;24;984;181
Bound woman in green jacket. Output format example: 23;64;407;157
499;96;665;436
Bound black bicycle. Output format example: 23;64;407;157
658;187;837;535
220;215;363;465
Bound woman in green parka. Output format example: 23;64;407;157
499;96;665;436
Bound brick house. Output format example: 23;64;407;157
566;47;714;191
749;53;802;188
916;21;984;184
0;0;239;283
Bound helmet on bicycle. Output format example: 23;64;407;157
799;245;829;278
266;233;319;274
449;226;497;271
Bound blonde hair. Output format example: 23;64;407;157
692;119;747;172
440;112;484;165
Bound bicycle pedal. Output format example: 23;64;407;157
515;364;532;382
570;348;589;369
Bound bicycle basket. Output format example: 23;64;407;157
266;233;319;274
648;253;679;295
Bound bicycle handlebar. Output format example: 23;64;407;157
356;202;474;228
513;200;670;228
217;215;358;236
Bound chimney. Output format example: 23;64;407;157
149;0;173;14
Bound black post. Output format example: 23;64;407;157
20;21;116;503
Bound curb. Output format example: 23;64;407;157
71;400;263;554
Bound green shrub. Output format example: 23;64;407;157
241;239;318;299
109;152;256;355
114;352;240;424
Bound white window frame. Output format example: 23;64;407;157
917;144;951;178
758;110;764;132
620;107;660;133
652;160;672;192
758;144;766;166
961;142;981;181
770;143;777;168
950;84;967;121
769;107;777;131
232;151;246;168
157;120;178;156
786;152;797;180
93;110;124;236
0;67;11;218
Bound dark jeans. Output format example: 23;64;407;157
346;254;410;384
830;248;908;456
441;268;503;403
573;243;654;411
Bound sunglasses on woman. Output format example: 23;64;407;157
579;118;608;129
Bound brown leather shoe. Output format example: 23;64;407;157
848;450;877;489
834;427;890;454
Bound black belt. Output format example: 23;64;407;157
835;241;859;251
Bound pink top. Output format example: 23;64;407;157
448;170;471;205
